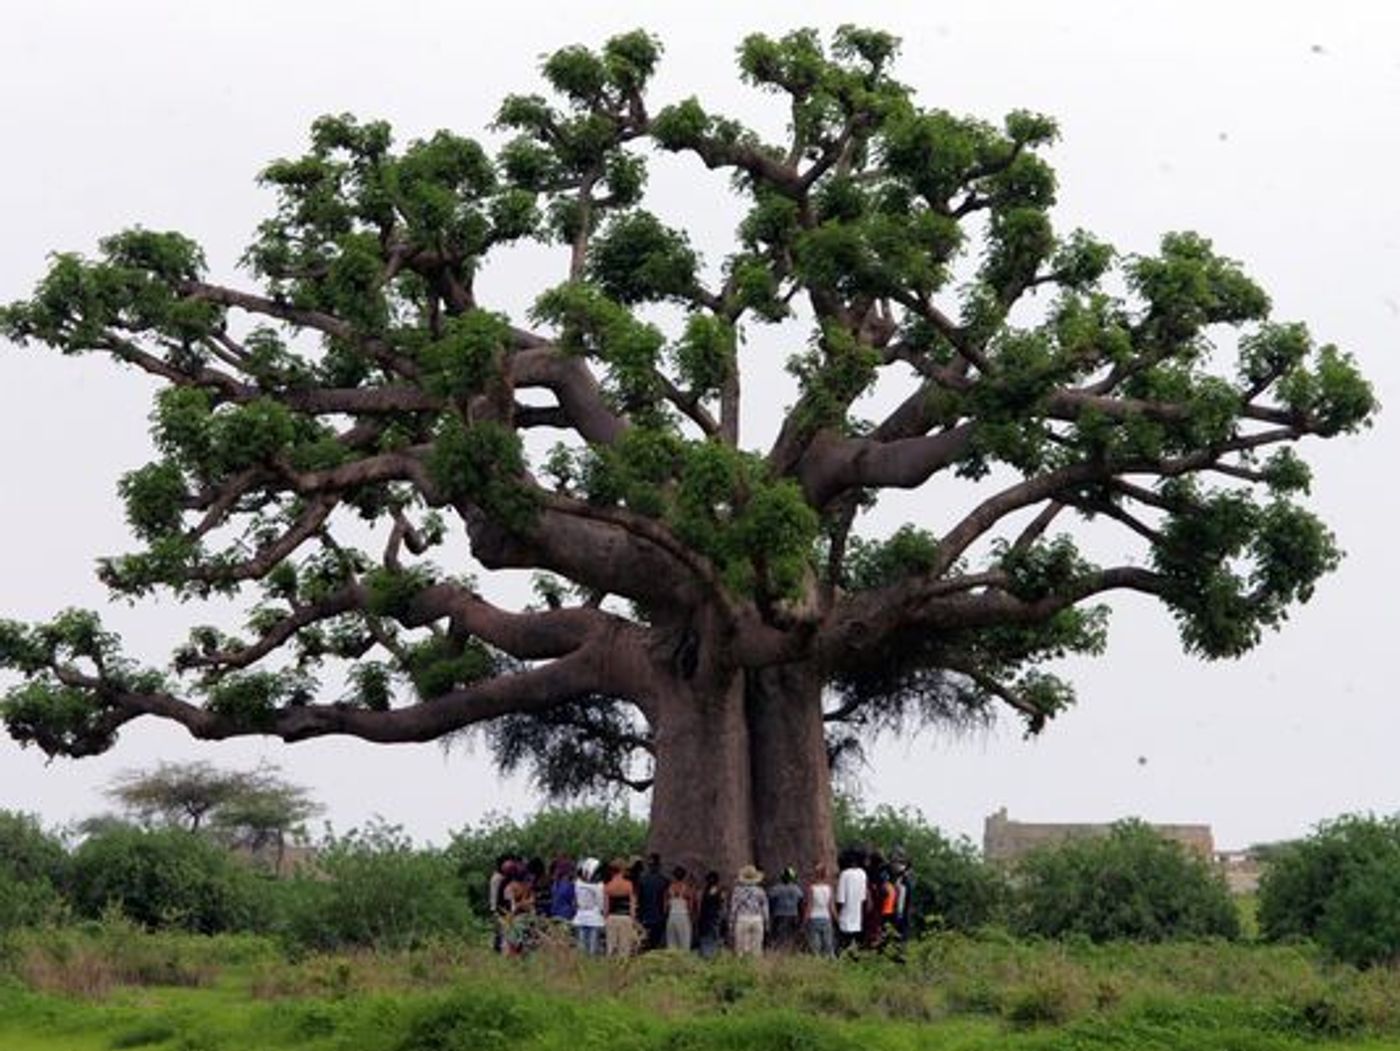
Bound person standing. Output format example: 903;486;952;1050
890;847;916;944
572;857;605;956
488;854;511;953
696;871;725;960
835;849;868;953
550;857;577;922
767;867;804;953
637;853;669;951
664;866;696;951
729;865;769;959
501;861;537;957
863;852;889;950
603;859;639;957
805;862;837;958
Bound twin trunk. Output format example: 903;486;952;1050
647;662;836;881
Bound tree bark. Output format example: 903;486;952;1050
746;662;837;879
646;674;754;880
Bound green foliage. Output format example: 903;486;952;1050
202;670;315;730
0;24;1378;840
0;680;115;757
419;311;510;399
106;760;253;832
116;461;188;541
68;826;256;933
102;761;321;873
587;211;698;304
786;324;882;434
1012;821;1239;942
671;442;819;599
347;661;394;710
842;526;939;591
427;417;535;528
671;313;735;395
531;282;668;412
363;564;438;620
1277;344;1377;436
1152;483;1340;659
0;869;63;934
1129;232;1271;338
403;636;495;700
0;229;216;353
1258;813;1400;967
995;535;1095;602
0;811;67;933
0;811;67;887
275;820;475;951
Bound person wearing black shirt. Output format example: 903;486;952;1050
637;852;670;951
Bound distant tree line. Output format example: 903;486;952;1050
2;776;1396;965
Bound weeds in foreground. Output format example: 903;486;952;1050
8;927;1400;1049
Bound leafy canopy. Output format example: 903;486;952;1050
0;26;1374;791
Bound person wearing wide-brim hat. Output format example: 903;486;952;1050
729;864;769;957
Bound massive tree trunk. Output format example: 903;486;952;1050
646;674;754;880
746;662;837;879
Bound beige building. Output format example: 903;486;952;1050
983;807;1215;864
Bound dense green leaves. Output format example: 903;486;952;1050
1259;815;1400;968
419;311;510;398
69;826;257;932
587;212;698;304
1151;483;1340;659
1013;821;1239;942
428;417;535;528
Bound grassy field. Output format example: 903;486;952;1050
5;924;1400;1050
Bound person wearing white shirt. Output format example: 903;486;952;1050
834;850;868;952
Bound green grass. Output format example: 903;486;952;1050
5;926;1400;1051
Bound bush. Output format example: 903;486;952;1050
275;820;477;951
67;826;256;932
446;805;647;916
0;810;67;932
1258;813;1400;967
0;810;67;886
834;800;1006;933
0;870;62;933
1012;820;1239;942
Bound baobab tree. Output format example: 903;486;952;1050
0;28;1374;877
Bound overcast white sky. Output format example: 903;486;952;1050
1;1;1397;853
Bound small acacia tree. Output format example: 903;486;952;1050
0;28;1374;877
106;759;257;833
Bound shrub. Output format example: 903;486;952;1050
0;810;67;885
0;810;67;932
397;987;546;1051
67;826;256;932
446;805;647;916
1012;820;1239;942
1259;814;1400;967
275;820;477;951
834;800;1006;933
0;870;62;933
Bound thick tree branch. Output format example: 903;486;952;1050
509;347;628;445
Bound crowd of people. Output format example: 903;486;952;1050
488;847;915;959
